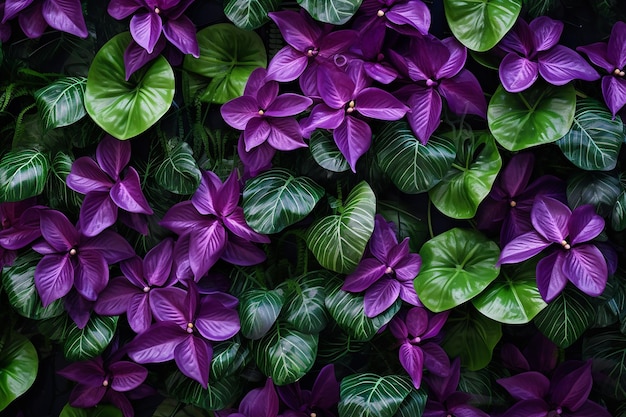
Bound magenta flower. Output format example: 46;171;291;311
577;21;626;116
342;215;421;317
498;196;608;302
276;364;340;417
1;0;87;39
67;135;153;237
497;16;599;93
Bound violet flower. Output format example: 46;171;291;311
221;68;312;153
94;238;177;333
2;0;87;39
497;360;611;417
389;307;450;389
497;16;599;93
127;281;240;388
276;364;340;417
67;135;153;237
217;378;279;417
577;21;626;117
237;134;275;179
32;209;135;306
161;169;269;281
342;214;421;317
498;196;608;302
500;332;559;374
0;200;44;267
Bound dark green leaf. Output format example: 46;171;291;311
155;140;201;195
310;130;350;173
395;389;427;417
0;149;50;202
567;171;621;217
0;333;38;412
457;364;510;410
378;200;429;252
210;338;250;380
59;404;123;417
612;190;626;231
297;0;363;25
280;272;329;334
64;315;118;361
35;77;87;130
152;398;212;417
239;288;285;340
317;325;367;362
582;330;626;400
338;373;412;417
224;0;279;29
166;371;241;411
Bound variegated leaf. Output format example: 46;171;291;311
310;130;350;173
297;0;363;25
239;288;285;340
34;77;87;130
224;0;279;29
166;371;242;411
63;315;118;361
0;149;50;202
280;272;329;334
155;140;201;195
338;373;412;417
210;338;250;380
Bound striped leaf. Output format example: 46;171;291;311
280;272;330;334
612;190;626;231
557;98;624;171
210;338;250;380
567;171;621;217
63;315;119;361
224;0;279;29
310;130;350;173
166;371;242;411
306;181;376;274
582;330;626;400
396;389;428;417
155;140;201;195
534;285;594;348
297;0;363;25
239;288;285;340
0;149;50;202
252;322;318;385
338;373;412;417
34;77;87;130
375;121;456;193
0;333;38;412
243;168;324;234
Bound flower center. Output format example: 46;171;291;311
154;6;160;14
258;109;265;116
306;47;319;58
509;200;517;207
377;9;385;17
102;378;109;387
143;286;150;293
346;100;356;114
69;248;77;256
410;336;422;344
613;68;625;77
310;413;317;417
560;240;571;250
385;266;394;274
186;322;194;334
426;78;437;87
377;53;385;62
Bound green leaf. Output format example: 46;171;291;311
155;139;201;195
557;98;624;171
34;76;87;130
252;322;318;385
85;32;175;140
488;82;576;151
378;200;429;252
59;404;123;417
442;306;502;371
0;149;50;202
443;0;521;51
428;131;501;219
534;285;595;348
63;315;119;361
280;272;329;334
375;121;457;193
210;338;250;380
2;252;64;320
325;277;400;341
310;130;350;173
416;228;501;312
239;288;285;340
183;23;266;104
0;333;38;412
338;373;412;417
152;398;212;417
457;364;510;410
395;389;427;417
307;181;376;274
297;0;363;25
243;168;325;234
166;371;241;411
612;190;626;231
567;171;621;217
472;259;548;324
224;0;279;29
582;330;626;400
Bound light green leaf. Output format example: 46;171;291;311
297;0;363;25
567;171;621;217
224;0;279;29
63;315;119;361
0;333;38;412
155;140;201;195
35;77;87;130
310;130;350;173
280;272;329;334
338;373;412;417
243;168;325;234
166;371;241;411
583;330;626;400
0;149;50;202
239;288;285;340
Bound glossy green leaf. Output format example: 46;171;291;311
166;371;241;411
567;171;621;217
612;190;626;231
155;139;201;195
416;228;501;312
378;200;429;252
557;98;624;171
472;260;547;324
0;333;38;412
35;77;87;130
317;325;367;362
457;364;510;410
63;315;119;361
152;398;212;417
488;83;576;151
210;338;250;380
338;373;412;417
534;285;594;348
325;277;400;341
443;0;521;51
239;288;285;340
0;149;50;202
310;130;350;173
2;252;64;320
582;330;626;400
395;389;428;417
428;131;501;219
59;404;123;417
252;322;318;385
307;181;376;274
280;272;329;334
297;0;363;25
243;168;325;234
224;0;279;29
442;306;502;371
183;23;266;104
376;121;456;193
37;314;74;342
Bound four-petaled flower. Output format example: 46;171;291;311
1;0;88;39
277;364;340;417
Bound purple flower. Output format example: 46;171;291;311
94;238;177;333
32;209;135;306
342;214;421;317
577;21;626;116
497;16;599;93
389;307;450;389
276;364;340;417
0;200;44;267
500;332;559;374
1;0;87;39
218;378;280;417
221;68;312;153
237;134;276;179
392;35;487;144
497;360;611;417
161;169;269;281
498;196;608;302
67;135;153;237
127;281;240;388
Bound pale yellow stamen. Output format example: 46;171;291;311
560;240;571;250
69;248;77;256
377;10;385;17
102;379;109;387
258;109;264;115
143;286;150;293
154;6;160;14
510;200;517;207
385;266;393;274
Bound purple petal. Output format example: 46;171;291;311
334;115;372;172
398;280;421;307
216;170;242;218
500;18;534;56
162;15;199;57
569;400;612;417
78;192;118;237
363;277;400;317
111;168;153;214
601;74;626;117
498;231;551;265
405;307;429;337
407;36;449;81
386;1;430;35
389;316;408;339
538;46;600;85
502;153;535;197
96;135;130;181
499;53;539;93
0;206;44;250
423;311;450;339
577;42;613;73
244;118;271;150
223;208;270;244
369;215;398;262
127;293;152;334
266;118;308;151
438;70;487;117
109;361;148;392
67;157;114;194
265;93;312;117
421;342;450;377
35;254;74;306
220;235;266;266
238;136;275;178
128;322;185;363
58;357;104;385
93;277;137;316
144;238;175;286
107;0;141;19
563;245;608;297
3;0;34;22
196;298;240;341
318;67;354;109
531;196;571;243
221;96;260;130
74;250;109;301
607;21;626;70
174;336;211;388
356;87;408;120
436;37;467;79
149;287;188;325
243;67;269;97
568;205;604;245
40;210;78;252
300;104;345;136
391;245;421;280
536;251;568;302
255;82;279;111
123;37;165;80
160;201;206;234
268;10;321;52
64;291;93;329
240;378;279;417
494;399;549;417
190;170;221;216
265;46;309;83
530;16;563;52
342;258;387;292
406;87;442;145
298;62;321;97
311;364;340;409
17;2;47;39
496;372;549;401
172;233;193;281
68;385;106;409
42;0;88;38
130;11;162;54
399;342;424;389
189;223;227;279
363;62;398;84
551;360;592;411
318;30;358;58
81;230;134;264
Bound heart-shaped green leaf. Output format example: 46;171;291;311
395;389;428;417
415;228;500;312
210;338;250;380
583;330;626;400
244;168;325;234
338;373;413;417
567;171;622;217
307;181;376;274
376;121;456;194
443;0;521;51
224;0;279;29
428;131;501;219
35;76;87;130
0;149;50;202
310;130;350;173
297;0;363;25
64;315;119;361
155;140;201;195
183;23;266;104
280;272;329;334
0;333;38;412
239;288;285;340
166;371;242;411
488;82;576;151
59;404;123;417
